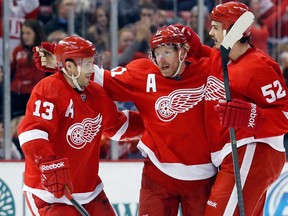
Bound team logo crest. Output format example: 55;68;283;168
155;86;205;122
205;76;226;101
66;114;102;149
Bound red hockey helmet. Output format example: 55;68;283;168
211;2;251;35
150;25;187;50
54;36;96;68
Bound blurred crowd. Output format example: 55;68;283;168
0;0;288;160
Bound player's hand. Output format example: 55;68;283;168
33;42;57;73
214;99;263;132
39;157;74;198
174;24;201;56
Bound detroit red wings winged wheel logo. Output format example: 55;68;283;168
66;114;102;149
155;86;206;122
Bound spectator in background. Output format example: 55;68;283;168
47;30;68;44
10;19;47;119
126;3;158;55
38;0;56;24
118;0;141;29
44;0;82;36
118;25;150;65
101;24;151;69
0;0;40;66
86;6;110;54
249;0;270;54
189;5;214;47
259;0;288;38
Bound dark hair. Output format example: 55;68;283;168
140;3;158;13
20;19;46;62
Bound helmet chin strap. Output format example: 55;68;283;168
62;65;84;91
172;51;187;78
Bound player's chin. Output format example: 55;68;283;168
160;70;174;78
215;43;221;50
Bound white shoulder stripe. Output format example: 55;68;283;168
18;129;49;147
110;110;129;141
93;64;104;87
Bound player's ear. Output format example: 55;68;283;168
65;61;76;75
180;48;187;61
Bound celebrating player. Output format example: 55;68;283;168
94;26;216;215
33;25;216;215
204;2;288;215
18;36;144;216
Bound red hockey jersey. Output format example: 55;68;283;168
93;58;217;180
205;47;288;167
18;72;144;204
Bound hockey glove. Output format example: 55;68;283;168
33;42;57;73
39;157;74;198
174;24;211;58
214;99;263;132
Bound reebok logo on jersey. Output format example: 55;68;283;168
41;161;65;172
248;103;257;128
207;200;217;208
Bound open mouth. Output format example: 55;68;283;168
161;65;169;70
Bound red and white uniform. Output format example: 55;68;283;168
0;0;39;65
204;46;288;215
205;46;288;166
94;58;217;180
18;72;144;205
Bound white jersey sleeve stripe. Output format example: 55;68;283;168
93;65;105;87
109;110;129;141
18;129;49;147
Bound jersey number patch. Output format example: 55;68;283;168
261;80;286;103
33;100;54;120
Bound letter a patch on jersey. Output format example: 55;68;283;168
65;99;74;118
146;74;156;92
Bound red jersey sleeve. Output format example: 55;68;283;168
18;81;58;164
230;49;288;138
98;87;144;140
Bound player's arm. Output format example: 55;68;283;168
18;91;73;198
174;24;212;60
215;65;288;136
93;61;140;101
100;92;144;141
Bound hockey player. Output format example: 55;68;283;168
33;25;217;215
96;25;217;216
204;2;288;215
18;36;144;216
